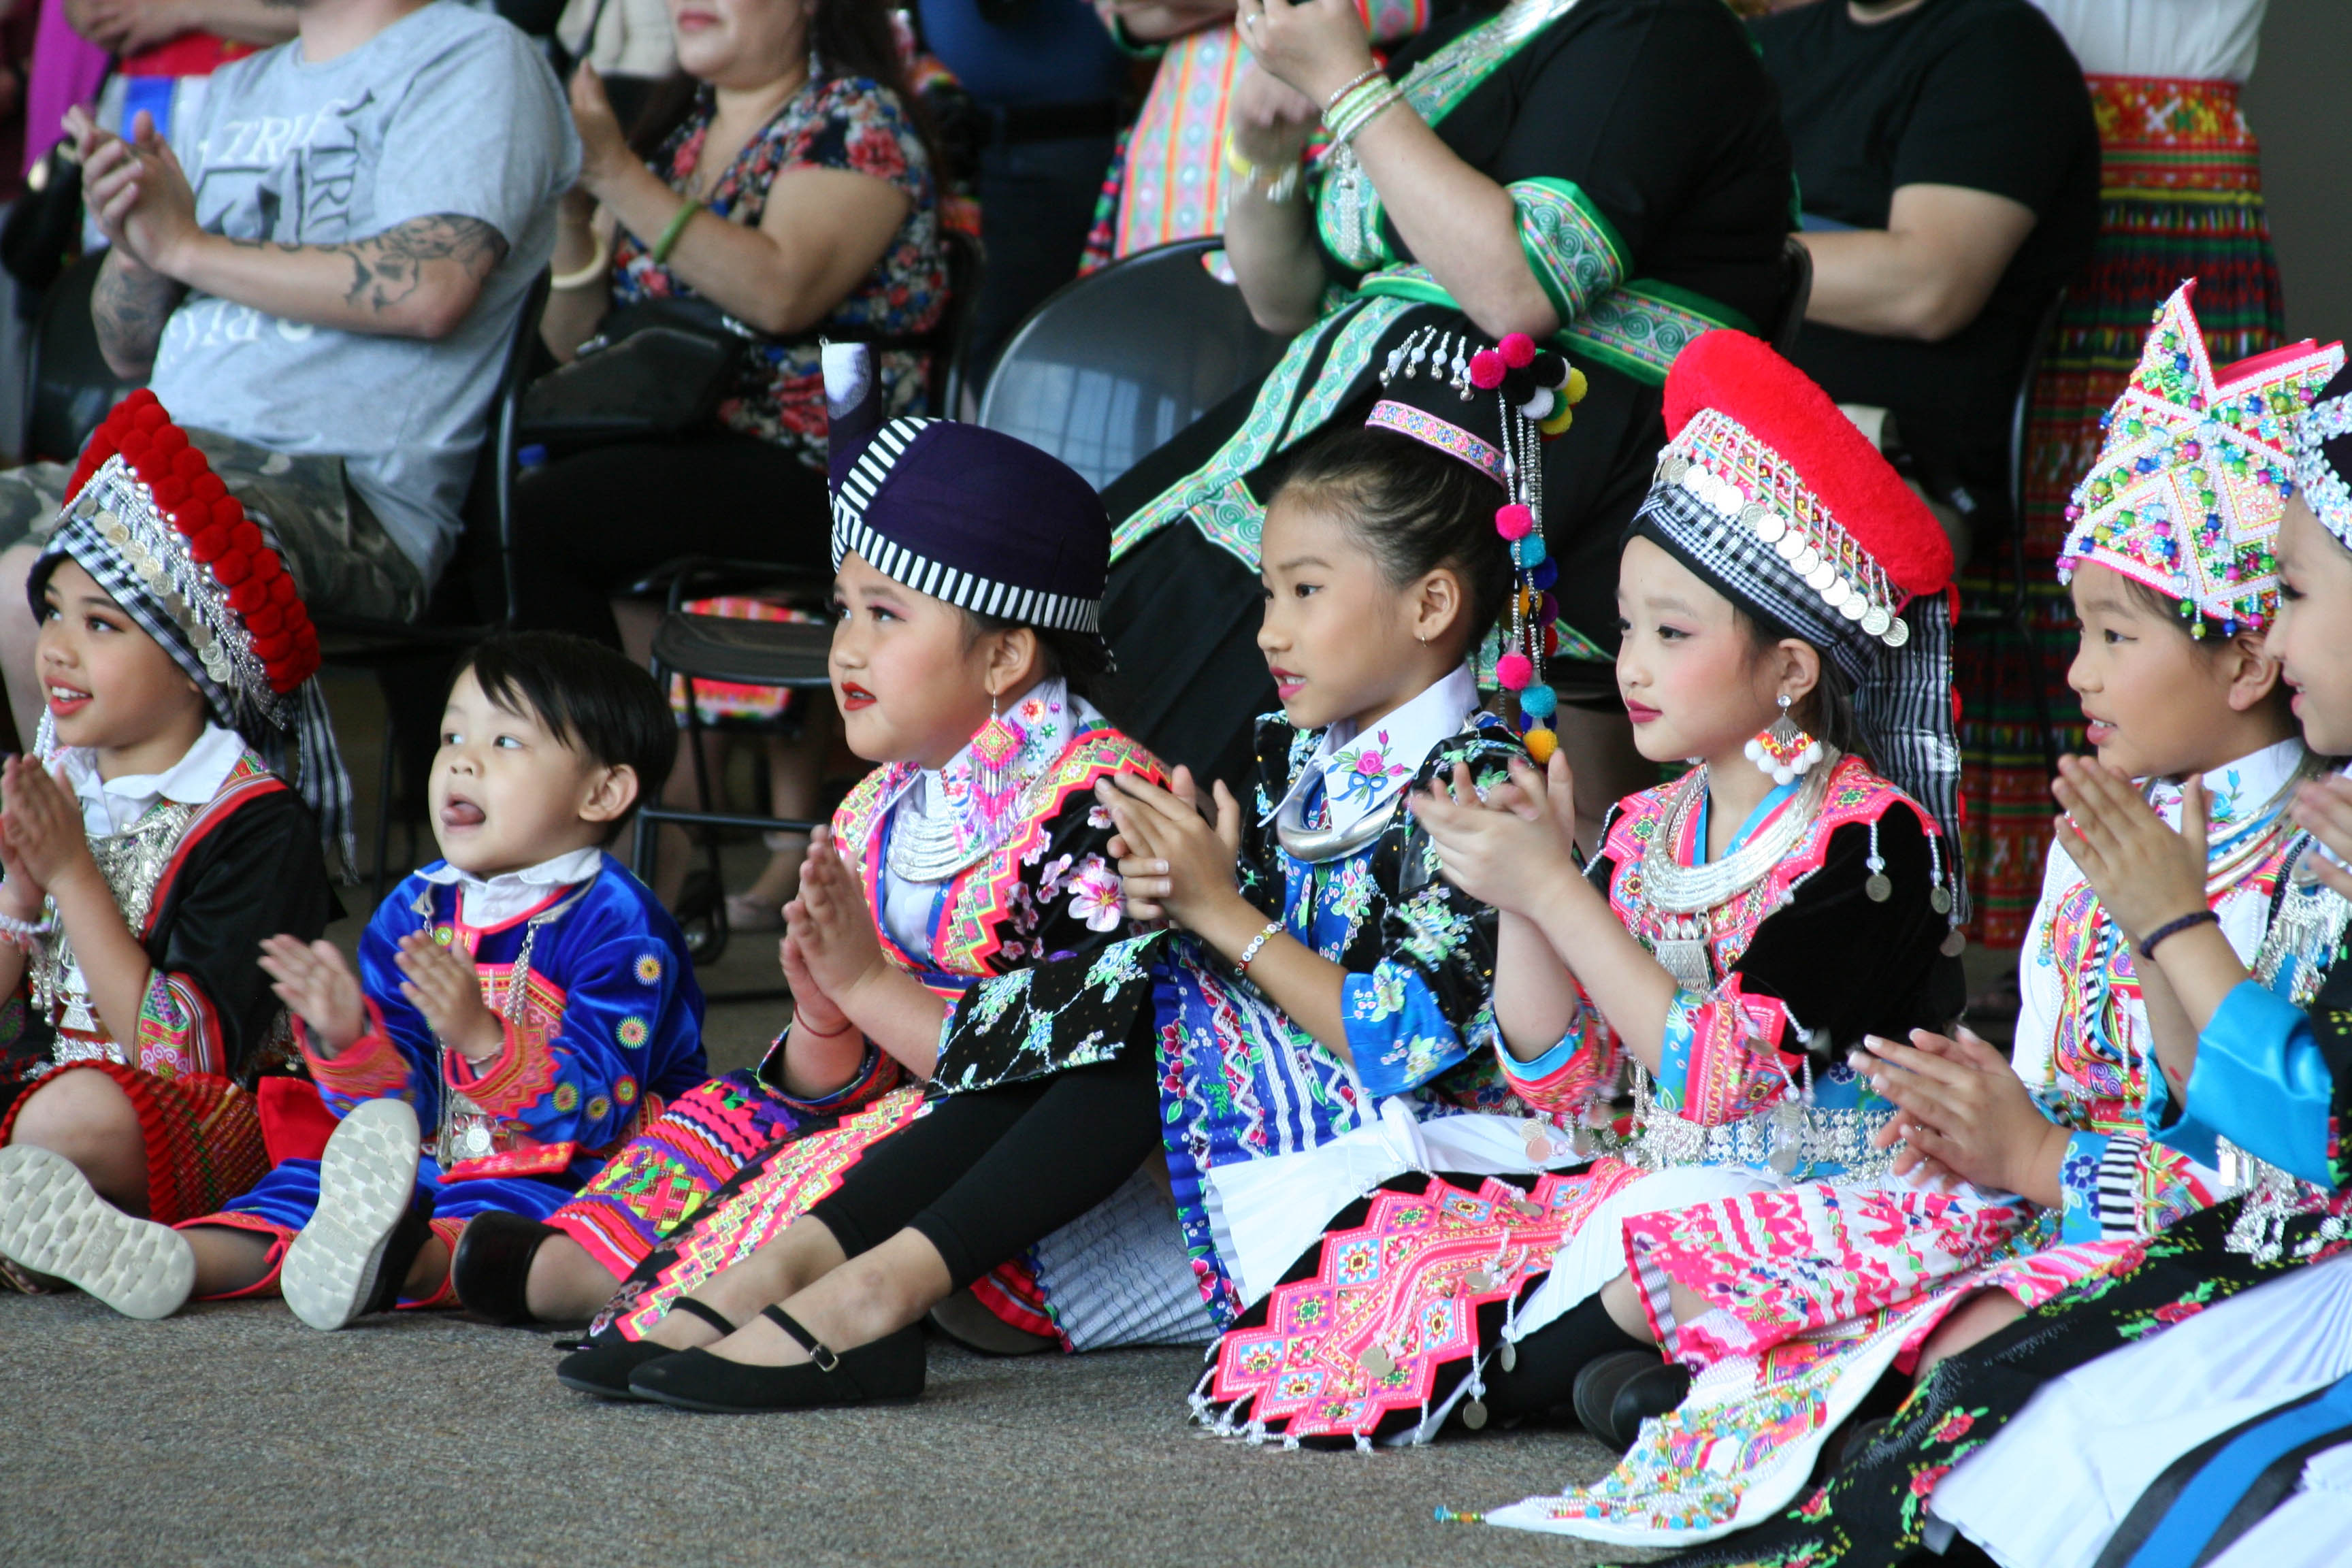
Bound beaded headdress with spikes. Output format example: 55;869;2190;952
2292;361;2352;553
1370;327;1585;760
2058;281;2343;636
33;389;352;872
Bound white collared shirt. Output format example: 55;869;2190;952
60;721;246;838
1266;664;1482;834
418;845;606;928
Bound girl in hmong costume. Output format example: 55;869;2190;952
474;342;1164;1345
1633;357;2352;1568
1966;0;2291;943
555;330;1564;1410
0;389;342;1316
1099;0;1791;819
1193;330;1974;1460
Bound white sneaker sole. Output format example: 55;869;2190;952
0;1143;194;1319
281;1097;423;1331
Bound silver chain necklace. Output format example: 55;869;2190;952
1640;756;1838;915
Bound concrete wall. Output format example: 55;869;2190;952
2245;0;2352;347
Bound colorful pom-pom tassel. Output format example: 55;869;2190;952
1499;332;1536;369
1565;367;1588;404
1539;403;1574;436
1469;349;1505;389
1520;683;1556;719
1518;387;1555;422
1494;503;1534;540
1495;652;1533;691
1524;727;1558;764
1514;535;1547;568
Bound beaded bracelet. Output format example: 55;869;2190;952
1237;921;1284;974
1322;76;1388;137
2138;907;2221;962
650;197;700;265
1221;131;1303;205
1326;81;1405;149
0;904;53;953
1320;65;1385;116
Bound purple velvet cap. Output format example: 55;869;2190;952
823;344;1109;632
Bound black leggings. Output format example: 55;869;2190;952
804;1046;1161;1291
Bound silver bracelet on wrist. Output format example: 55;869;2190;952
0;898;54;951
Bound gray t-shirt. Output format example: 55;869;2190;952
148;2;581;581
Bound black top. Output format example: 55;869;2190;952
1360;0;1794;336
1586;791;1965;1066
1752;0;2097;500
0;784;338;1112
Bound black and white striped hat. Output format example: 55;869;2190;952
823;344;1109;633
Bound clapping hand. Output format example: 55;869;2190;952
2051;755;2210;945
1410;753;1579;917
259;935;367;1054
779;930;854;1039
393;931;502;1061
65;106;200;277
1858;1028;2065;1202
0;754;96;904
1099;767;1241;929
782;826;889;1009
1234;0;1377;105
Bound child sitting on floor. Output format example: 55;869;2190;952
140;632;706;1329
0;391;343;1317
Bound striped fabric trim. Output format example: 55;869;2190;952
2098;1131;2150;1237
830;415;1103;634
1367;399;1505;482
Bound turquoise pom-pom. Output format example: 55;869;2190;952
1515;536;1547;568
1520;683;1556;719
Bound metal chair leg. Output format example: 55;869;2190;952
372;713;399;907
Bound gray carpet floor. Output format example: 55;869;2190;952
6;1290;1654;1567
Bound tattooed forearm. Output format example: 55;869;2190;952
327;212;509;314
92;249;188;378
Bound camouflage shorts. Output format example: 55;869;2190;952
0;427;425;621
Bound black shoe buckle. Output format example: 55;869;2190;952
810;1341;841;1373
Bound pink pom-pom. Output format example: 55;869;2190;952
1499;333;1536;369
1495;653;1533;691
1494;504;1534;540
1469;349;1505;389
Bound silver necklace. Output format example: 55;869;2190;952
1274;785;1398;864
1640;757;1837;915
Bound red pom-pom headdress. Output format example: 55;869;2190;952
39;389;350;872
1637;329;1965;928
58;389;319;697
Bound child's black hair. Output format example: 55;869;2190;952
958;611;1114;708
1731;604;1871;766
456;632;675;843
1273;426;1515;651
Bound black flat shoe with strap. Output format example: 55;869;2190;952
627;1305;928;1412
554;1298;737;1399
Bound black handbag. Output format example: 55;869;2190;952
3;138;91;295
516;295;751;448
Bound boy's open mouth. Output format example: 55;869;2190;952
440;795;486;829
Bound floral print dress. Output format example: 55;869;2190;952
934;674;1546;1326
572;684;1159;1328
610;74;947;462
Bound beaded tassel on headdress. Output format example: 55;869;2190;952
1374;327;1586;760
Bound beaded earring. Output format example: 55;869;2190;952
970;689;1025;817
1745;693;1823;785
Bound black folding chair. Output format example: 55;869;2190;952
21;251;146;464
1773;233;1813;358
977;237;1288;487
